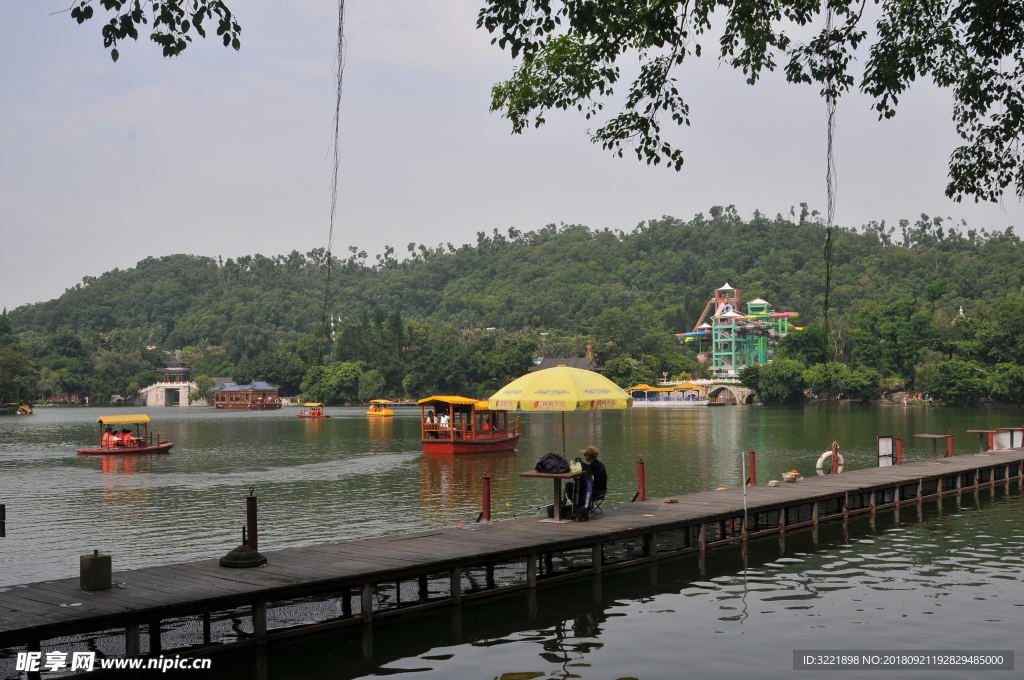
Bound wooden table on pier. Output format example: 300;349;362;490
913;433;952;462
967;429;996;453
519;470;580;523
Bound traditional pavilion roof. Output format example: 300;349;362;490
213;381;279;392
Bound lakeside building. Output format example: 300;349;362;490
211;381;282;409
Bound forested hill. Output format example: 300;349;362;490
3;208;1023;406
11;208;1022;345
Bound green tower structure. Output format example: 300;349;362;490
680;284;798;378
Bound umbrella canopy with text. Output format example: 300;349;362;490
488;366;633;411
487;366;632;455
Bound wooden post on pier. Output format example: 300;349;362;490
636;458;646;502
895;437;903;464
0;503;5;537
946;434;955;458
480;476;491;522
746;450;756;486
246;491;259;552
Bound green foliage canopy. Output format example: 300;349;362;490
478;0;1024;203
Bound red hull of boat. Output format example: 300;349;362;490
77;442;174;455
297;414;331;419
422;435;520;455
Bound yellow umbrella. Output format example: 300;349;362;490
487;366;633;455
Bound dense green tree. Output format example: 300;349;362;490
601;356;650;388
927;360;987;406
738;365;760;391
234;351;305;395
4;212;1024;404
985;363;1024;405
301;361;364;405
777;325;827;366
0;348;36;403
804;362;849;400
190;375;214;403
848;301;939;384
756;359;806;405
840;367;881;402
357;369;387;401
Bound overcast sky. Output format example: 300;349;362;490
2;1;1021;312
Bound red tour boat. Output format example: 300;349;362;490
76;414;174;455
418;396;520;454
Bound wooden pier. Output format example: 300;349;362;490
1;448;1023;668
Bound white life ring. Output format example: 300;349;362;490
816;450;844;475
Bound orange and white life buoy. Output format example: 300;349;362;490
816;450;844;475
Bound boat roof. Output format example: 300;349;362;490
214;381;279;392
369;399;394;404
417;395;482;406
96;414;151;425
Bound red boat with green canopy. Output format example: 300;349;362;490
418;395;520;454
76;414;174;455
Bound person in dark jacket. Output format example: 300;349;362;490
581;445;607;499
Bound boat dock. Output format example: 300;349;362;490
2;448;1023;668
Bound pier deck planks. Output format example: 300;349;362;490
1;449;1021;646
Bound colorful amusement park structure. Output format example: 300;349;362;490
678;284;799;378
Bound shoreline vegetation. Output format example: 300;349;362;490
2;210;1022;409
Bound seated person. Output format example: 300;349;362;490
581;445;607;501
120;428;135;447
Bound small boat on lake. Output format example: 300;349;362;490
76;414;173;455
298;403;330;419
366;399;395;417
418;395;520;454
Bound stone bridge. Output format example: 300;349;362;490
706;384;756;405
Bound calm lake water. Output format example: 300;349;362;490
1;404;1022;679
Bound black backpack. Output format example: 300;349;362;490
535;452;570;474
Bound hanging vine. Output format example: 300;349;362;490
319;0;347;364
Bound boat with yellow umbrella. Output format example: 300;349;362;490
487;365;632;455
297;403;329;418
76;414;173;455
366;399;395;417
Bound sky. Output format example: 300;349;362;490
2;1;1022;312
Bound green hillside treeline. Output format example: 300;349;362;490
2;207;1023;406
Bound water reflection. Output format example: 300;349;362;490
366;417;393;452
419;453;518;521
